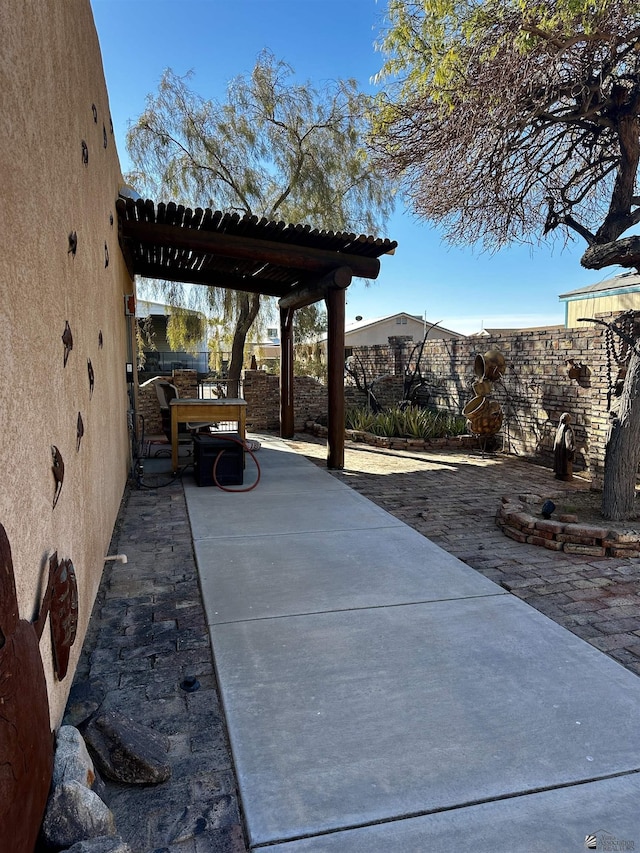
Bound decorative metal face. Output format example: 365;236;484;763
49;554;78;680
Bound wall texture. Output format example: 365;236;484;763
0;0;132;726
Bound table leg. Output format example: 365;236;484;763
171;407;179;473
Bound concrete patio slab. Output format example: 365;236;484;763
196;526;503;624
210;596;640;847
184;438;640;851
185;478;404;538
265;774;640;852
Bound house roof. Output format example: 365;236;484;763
558;271;640;300
116;197;397;301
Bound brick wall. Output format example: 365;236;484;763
157;321;620;487
138;370;200;437
243;371;328;430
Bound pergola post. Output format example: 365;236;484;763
280;306;295;438
326;285;346;470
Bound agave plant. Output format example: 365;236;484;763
346;405;466;439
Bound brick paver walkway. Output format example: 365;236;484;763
68;479;249;853
284;434;640;678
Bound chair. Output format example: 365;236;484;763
155;382;215;444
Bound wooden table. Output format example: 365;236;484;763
170;398;247;473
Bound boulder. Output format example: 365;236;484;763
83;710;171;785
53;726;96;789
40;780;115;850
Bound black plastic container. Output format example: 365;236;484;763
193;433;244;487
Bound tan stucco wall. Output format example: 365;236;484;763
0;0;132;726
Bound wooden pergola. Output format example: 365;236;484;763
116;197;397;468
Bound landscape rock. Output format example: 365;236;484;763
63;679;107;728
53;726;96;789
83;710;171;784
40;780;115;850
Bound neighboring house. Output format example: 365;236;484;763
559;271;640;328
137;299;209;374
320;312;463;356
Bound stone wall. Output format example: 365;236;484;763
350;323;613;484
243;371;327;430
138;370;201;437
241;320;620;485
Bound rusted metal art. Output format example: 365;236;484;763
51;445;64;508
62;320;73;366
48;554;78;680
76;412;84;451
0;523;54;853
88;358;95;397
81;139;88;165
68;231;77;256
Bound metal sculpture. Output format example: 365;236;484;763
48;554;78;680
0;524;54;853
463;349;505;437
88;358;95;397
62;320;73;367
76;412;84;451
51;445;64;509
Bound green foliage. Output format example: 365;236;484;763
165;306;206;354
371;0;640;255
346;404;467;439
127;50;394;384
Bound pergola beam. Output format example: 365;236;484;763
278;266;352;311
133;262;289;297
121;220;382;280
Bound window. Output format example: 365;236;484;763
396;316;407;324
267;327;278;338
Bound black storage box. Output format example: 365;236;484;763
193;434;244;487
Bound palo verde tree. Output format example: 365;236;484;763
127;49;394;396
371;0;640;519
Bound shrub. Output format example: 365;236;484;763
345;405;466;439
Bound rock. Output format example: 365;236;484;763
40;780;115;850
63;679;107;727
53;726;96;789
83;710;171;785
65;836;132;853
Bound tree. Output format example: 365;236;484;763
371;0;640;519
127;50;394;396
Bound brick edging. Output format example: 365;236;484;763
496;495;640;558
305;421;481;451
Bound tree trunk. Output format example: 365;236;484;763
602;348;640;520
226;292;261;398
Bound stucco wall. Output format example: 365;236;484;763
0;0;132;726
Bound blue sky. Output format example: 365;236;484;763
91;0;608;335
